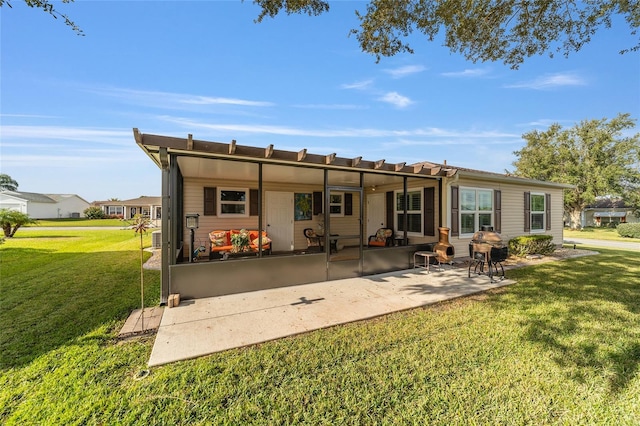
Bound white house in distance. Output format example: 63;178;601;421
93;196;162;224
0;191;90;219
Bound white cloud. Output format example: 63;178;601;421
292;104;366;110
85;86;275;108
384;65;426;78
504;72;587;90
378;92;413;108
441;68;490;77
341;79;374;90
1;125;132;145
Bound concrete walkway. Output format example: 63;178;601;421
148;266;514;367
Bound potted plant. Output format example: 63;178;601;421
230;229;250;253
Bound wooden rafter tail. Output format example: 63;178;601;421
229;139;237;155
351;156;362;167
297;149;307;161
132;128;143;144
395;162;406;172
187;134;194;150
265;144;274;158
413;164;424;173
325;153;336;164
374;159;385;170
429;166;441;176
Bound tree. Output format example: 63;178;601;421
511;113;640;229
0;0;83;35
253;0;639;68
0;174;18;191
0;209;36;237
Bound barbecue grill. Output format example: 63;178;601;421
468;228;508;282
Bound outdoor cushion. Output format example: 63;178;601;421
209;230;229;247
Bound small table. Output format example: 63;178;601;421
413;251;440;272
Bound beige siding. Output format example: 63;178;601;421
183;177;440;251
447;177;566;257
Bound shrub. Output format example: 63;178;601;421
508;235;556;257
617;223;640;239
83;206;106;219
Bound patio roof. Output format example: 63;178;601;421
133;129;457;179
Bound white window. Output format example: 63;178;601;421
219;188;248;216
329;192;344;216
460;188;493;235
395;189;422;235
530;193;545;231
108;206;123;216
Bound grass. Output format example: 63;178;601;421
25;218;129;227
1;232;639;424
564;226;640;242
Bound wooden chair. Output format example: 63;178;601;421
304;228;323;252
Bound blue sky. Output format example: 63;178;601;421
1;1;638;202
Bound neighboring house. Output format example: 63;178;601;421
134;129;572;304
581;198;639;227
94;196;161;224
0;191;90;219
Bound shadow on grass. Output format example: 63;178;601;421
0;247;160;369
491;248;640;395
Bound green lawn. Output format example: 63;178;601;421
1;232;639;424
564;226;640;242
25;218;131;227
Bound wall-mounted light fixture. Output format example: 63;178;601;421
186;213;200;262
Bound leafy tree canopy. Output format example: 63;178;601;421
0;174;19;191
0;0;83;35
252;0;639;68
511;113;640;228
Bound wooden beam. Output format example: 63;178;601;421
395;162;406;171
229;139;237;155
374;159;385;170
429;166;441;175
297;149;307;161
132;128;143;144
413;164;424;173
351;156;362;167
186;134;193;150
265;144;274;158
325;153;336;164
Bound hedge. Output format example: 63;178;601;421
508;234;556;257
617;223;640;239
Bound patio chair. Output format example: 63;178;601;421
368;228;394;247
304;228;323;252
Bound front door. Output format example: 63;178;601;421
366;193;385;238
265;191;294;252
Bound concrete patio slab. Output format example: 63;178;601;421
148;267;514;367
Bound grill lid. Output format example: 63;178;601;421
471;230;504;246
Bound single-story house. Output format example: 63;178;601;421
0;191;90;219
134;129;572;305
94;196;162;224
581;198;639;227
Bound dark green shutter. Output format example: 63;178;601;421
250;189;259;216
451;186;459;236
423;187;435;236
545;193;551;230
494;190;502;233
345;193;353;216
524;192;531;232
386;191;394;229
204;187;216;216
313;191;323;215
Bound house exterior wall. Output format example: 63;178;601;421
0;195;27;213
51;196;89;218
446;176;566;257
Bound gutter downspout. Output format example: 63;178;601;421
442;171;460;229
160;147;170;305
